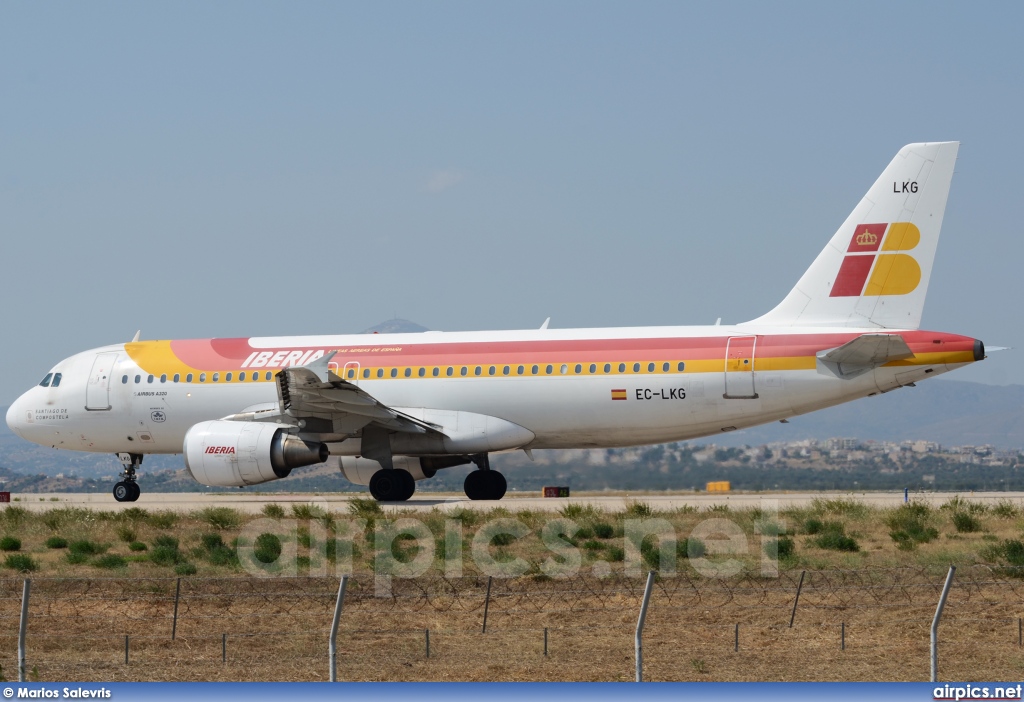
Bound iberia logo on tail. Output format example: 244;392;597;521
830;222;921;297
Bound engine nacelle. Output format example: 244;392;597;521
340;456;439;486
184;420;329;487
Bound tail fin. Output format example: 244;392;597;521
746;141;959;329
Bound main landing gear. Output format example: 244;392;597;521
463;454;507;501
113;453;142;503
368;469;416;502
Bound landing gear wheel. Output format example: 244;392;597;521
113;482;132;502
464;470;506;500
128;482;141;502
369;469;416;501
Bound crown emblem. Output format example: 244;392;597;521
855;230;878;247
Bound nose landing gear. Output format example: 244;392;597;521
114;453;143;502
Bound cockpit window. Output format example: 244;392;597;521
39;373;53;387
51;373;62;387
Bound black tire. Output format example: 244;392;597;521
396;469;416;501
369;469;402;501
113;481;131;502
128;482;141;501
485;471;507;500
464;470;486;500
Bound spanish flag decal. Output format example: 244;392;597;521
611;389;627;401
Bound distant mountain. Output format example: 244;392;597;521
361;318;430;334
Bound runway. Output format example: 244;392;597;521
5;490;1023;514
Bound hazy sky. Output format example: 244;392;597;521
2;2;1022;403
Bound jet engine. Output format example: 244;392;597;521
184;420;328;487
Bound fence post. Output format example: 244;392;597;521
171;577;181;640
18;578;30;682
789;570;806;628
482;575;493;634
222;633;227;663
635;570;655;682
425;629;430;658
1018;618;1021;647
931;565;956;683
841;622;845;650
734;623;739;652
544;627;548;656
124;635;129;665
329;575;349;683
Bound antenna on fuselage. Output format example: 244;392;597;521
130;330;141;342
539;317;551;330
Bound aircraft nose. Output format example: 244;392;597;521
6;397;25;438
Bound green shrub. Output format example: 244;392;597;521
764;535;796;559
0;536;22;552
810;498;869;519
291;503;326;520
146;512;178;529
201;533;224;550
65;552;89;565
262;504;286;519
348;498;384;519
254;533;283;564
150;535;182;566
129;542;147;552
116;526;137;543
559;503;598;520
491;532;515;547
119;507;150;522
951;511;982;533
803;518;824;535
4;554;37;572
605;546;625;562
593;523;614;539
69;540;106;556
813;531;859;552
93;554;127;569
624;501;654;518
45;536;68;549
153;535;179;550
942;495;987;515
682;537;706;559
174;562;198;576
199;507;242;530
992;500;1020;519
575;526;594;540
582;539;606;551
886;503;938;549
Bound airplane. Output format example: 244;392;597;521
5;141;988;503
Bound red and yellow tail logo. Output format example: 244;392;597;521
830;222;921;297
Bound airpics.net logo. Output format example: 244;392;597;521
830;222;922;297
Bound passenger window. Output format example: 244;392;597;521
560;364;568;374
632;363;640;373
239;372;246;381
404;368;412;377
648;363;655;373
546;365;553;375
489;366;496;376
589;364;596;374
618;363;626;373
121;375;128;385
225;373;232;382
474;366;482;376
347;369;355;379
575;364;582;374
447;367;454;377
503;366;510;376
432;368;440;377
186;374;193;383
200;373;207;383
604;363;611;373
160;374;168;383
363;369;370;379
265;372;272;380
391;368;398;378
678;362;685;371
663;362;670;372
460;367;468;377
148;375;155;384
135;375;141;384
517;365;524;375
173;374;180;383
377;369;384;378
418;368;425;377
532;365;539;375
51;373;62;387
39;373;53;387
212;373;219;382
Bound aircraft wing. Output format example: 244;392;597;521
816;334;914;379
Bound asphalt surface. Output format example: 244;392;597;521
4;490;1021;513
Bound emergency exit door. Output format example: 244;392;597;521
723;337;758;399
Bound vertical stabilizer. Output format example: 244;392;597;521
745;142;959;329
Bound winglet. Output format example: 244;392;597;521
130;330;141;343
540;317;550;330
303;350;338;384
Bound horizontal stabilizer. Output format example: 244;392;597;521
817;334;913;379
